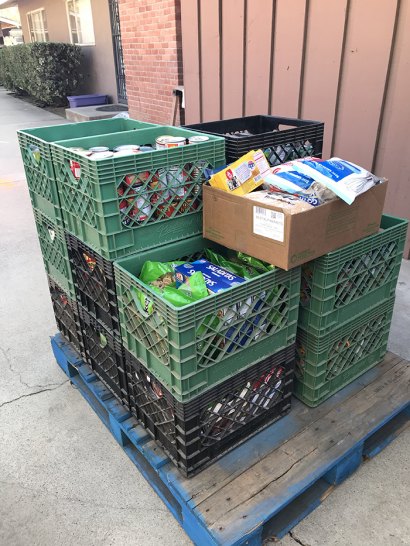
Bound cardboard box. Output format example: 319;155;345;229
203;182;387;270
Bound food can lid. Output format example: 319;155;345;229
89;151;114;159
89;146;110;152
188;135;209;143
113;144;140;152
156;135;186;145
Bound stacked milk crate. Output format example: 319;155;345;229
187;116;408;411
18;118;300;477
294;214;408;406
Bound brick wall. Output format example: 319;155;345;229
118;0;183;125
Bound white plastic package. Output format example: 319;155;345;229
292;157;382;205
262;164;336;207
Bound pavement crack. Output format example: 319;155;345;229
0;344;64;391
289;531;310;546
0;380;69;410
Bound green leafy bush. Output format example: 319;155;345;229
0;43;82;105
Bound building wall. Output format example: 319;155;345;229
118;0;183;125
18;0;118;101
181;0;410;258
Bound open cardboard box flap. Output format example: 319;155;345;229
203;182;387;270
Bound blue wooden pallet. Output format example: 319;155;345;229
51;334;410;546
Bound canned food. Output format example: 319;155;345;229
125;173;142;187
177;197;199;214
89;151;114;159
68;147;85;179
167;166;188;198
155;200;180;219
83;252;97;272
139;145;155;152
150;171;171;202
189;159;208;182
89;146;109;153
113;144;140;153
114;150;141;158
155;135;186;149
129;197;151;224
188;135;209;144
120;196;151;226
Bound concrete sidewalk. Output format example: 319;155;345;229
0;87;409;546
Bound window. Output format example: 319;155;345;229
66;0;95;45
27;9;49;42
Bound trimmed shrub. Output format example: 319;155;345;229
0;42;82;105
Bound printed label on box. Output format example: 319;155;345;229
253;206;285;242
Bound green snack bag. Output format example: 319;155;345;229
140;260;184;284
178;271;209;300
162;286;197;307
237;252;275;273
130;285;156;315
204;248;256;279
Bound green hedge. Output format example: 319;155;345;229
0;42;82;105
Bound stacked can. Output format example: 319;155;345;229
294;214;408;407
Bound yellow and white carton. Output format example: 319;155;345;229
209;149;270;196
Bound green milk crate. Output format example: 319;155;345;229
114;236;300;402
51;126;225;260
294;297;395;407
33;208;75;297
299;215;408;336
18;118;157;224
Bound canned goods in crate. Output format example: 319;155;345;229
120;198;151;226
125;172;147;188
150;171;171;204
113;144;140;153
189;159;208;182
155;135;186;149
89;151;114;159
89;146;110;153
167;166;188;198
68;147;85;179
155;200;181;219
188;135;209;144
177;197;199;214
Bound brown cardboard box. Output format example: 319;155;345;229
203;182;387;270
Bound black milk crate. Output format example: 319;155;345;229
184;115;324;166
125;345;295;477
47;276;84;356
79;306;127;404
66;233;120;336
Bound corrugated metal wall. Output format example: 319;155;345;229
181;0;410;257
